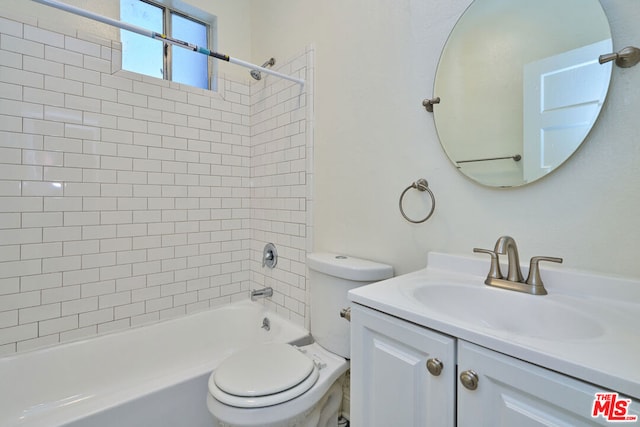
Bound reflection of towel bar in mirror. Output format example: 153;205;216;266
456;154;522;165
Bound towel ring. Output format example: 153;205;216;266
399;179;436;224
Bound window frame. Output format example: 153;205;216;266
121;0;216;90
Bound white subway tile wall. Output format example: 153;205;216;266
0;12;313;354
250;52;314;327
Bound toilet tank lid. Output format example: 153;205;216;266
307;253;393;282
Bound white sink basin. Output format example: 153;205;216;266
406;282;604;340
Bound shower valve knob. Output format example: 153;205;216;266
262;243;277;268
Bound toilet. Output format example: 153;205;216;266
206;253;393;427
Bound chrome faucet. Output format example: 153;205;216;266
250;287;273;300
474;236;562;295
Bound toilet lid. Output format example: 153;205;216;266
214;343;316;397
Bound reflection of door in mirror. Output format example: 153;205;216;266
523;39;612;183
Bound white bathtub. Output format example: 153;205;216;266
0;300;310;427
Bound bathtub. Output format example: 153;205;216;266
0;300;310;427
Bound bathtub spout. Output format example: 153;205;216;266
251;287;273;300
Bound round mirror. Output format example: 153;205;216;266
433;0;613;187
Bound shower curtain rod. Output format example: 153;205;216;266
31;0;305;87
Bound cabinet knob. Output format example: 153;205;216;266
460;370;479;390
426;358;443;376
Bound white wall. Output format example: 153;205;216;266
251;0;640;278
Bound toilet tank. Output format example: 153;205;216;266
307;253;393;358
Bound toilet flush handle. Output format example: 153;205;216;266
340;307;351;321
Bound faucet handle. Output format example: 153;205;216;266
473;248;503;281
526;256;563;290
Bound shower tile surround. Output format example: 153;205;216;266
0;12;313;354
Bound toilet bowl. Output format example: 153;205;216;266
206;253;393;427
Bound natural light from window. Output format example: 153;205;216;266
120;0;210;90
171;13;208;89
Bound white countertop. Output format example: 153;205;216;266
348;252;640;400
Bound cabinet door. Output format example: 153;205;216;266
350;304;456;427
457;340;640;426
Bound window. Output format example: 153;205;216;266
120;0;213;90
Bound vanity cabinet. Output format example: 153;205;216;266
351;304;639;427
350;304;456;427
456;340;637;426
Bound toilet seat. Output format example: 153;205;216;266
207;342;350;427
209;343;320;408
